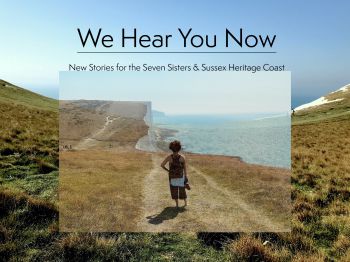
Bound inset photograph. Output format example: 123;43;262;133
59;71;291;232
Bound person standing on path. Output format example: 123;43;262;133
161;140;188;208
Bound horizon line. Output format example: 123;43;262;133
153;111;290;116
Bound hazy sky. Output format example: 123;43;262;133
0;1;349;107
60;71;290;114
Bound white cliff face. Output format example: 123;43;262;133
295;84;349;112
135;101;162;152
295;97;344;111
143;102;153;126
334;84;350;93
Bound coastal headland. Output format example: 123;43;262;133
59;100;290;232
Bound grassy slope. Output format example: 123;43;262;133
294;84;350;124
1;80;350;261
288;95;350;260
0;80;58;111
60;150;153;232
0;80;59;202
0;81;59;260
0;81;227;261
59;101;148;149
187;153;290;229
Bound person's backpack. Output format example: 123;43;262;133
169;155;184;179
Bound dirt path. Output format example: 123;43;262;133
75;116;118;149
70;111;289;231
136;154;289;232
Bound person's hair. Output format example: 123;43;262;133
169;140;181;152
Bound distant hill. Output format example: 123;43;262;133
0;79;58;111
152;110;166;117
294;84;350;123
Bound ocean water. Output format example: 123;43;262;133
153;114;291;169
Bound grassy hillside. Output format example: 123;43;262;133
294;84;350;124
0;82;227;261
0;79;58;111
289;115;350;260
60;150;153;232
187;153;290;229
0;81;59;260
0;80;58;200
1;81;350;261
59;100;148;149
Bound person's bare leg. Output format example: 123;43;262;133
175;199;179;207
184;199;187;207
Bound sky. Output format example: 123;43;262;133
0;1;349;107
60;71;290;114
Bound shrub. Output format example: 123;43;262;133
0;225;9;243
197;233;240;249
333;234;350;257
0;242;17;261
291;252;326;262
277;232;315;254
50;234;130;262
228;235;276;262
27;198;58;221
293;199;319;223
36;159;58;174
0;190;27;217
0;147;15;156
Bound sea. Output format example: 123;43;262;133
153;113;291;169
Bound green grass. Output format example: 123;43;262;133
0;81;229;261
1;80;350;261
294;85;350;125
0;79;58;111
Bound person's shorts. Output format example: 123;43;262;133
170;185;187;199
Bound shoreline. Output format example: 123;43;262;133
135;124;290;171
135;123;177;152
